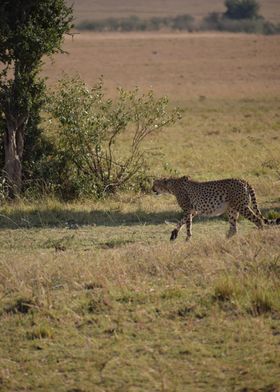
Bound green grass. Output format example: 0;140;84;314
1;97;280;391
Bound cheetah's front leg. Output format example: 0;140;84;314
185;213;193;241
170;212;192;241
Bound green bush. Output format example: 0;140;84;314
47;76;181;199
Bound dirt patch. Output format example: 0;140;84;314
43;32;280;100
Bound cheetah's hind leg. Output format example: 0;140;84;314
239;205;264;229
227;207;239;238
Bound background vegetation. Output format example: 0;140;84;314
77;14;196;33
77;14;280;35
77;0;280;34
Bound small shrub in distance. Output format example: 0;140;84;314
171;14;195;31
201;12;280;34
224;0;260;20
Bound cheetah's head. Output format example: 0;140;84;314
152;179;172;195
152;176;191;195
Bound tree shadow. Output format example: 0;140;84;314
0;206;279;230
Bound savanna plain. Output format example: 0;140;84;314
1;30;280;391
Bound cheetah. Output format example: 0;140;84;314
152;176;280;241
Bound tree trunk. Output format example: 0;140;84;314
3;113;26;198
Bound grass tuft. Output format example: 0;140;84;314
4;297;36;315
116;290;149;304
84;282;104;290
213;277;236;302
249;289;276;316
87;291;113;314
267;209;280;220
160;287;185;300
26;325;53;340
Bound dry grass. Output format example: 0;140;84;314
1;220;280;391
67;0;280;24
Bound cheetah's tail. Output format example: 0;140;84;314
247;182;280;225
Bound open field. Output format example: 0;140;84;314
1;28;280;392
67;0;280;24
43;32;280;100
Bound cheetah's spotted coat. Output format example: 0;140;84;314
152;176;280;241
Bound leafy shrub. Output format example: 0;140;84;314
48;76;181;199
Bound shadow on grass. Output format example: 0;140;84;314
0;206;279;230
0;208;181;229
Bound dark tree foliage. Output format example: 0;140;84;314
224;0;260;20
0;0;73;197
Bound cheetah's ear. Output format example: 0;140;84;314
182;175;190;181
